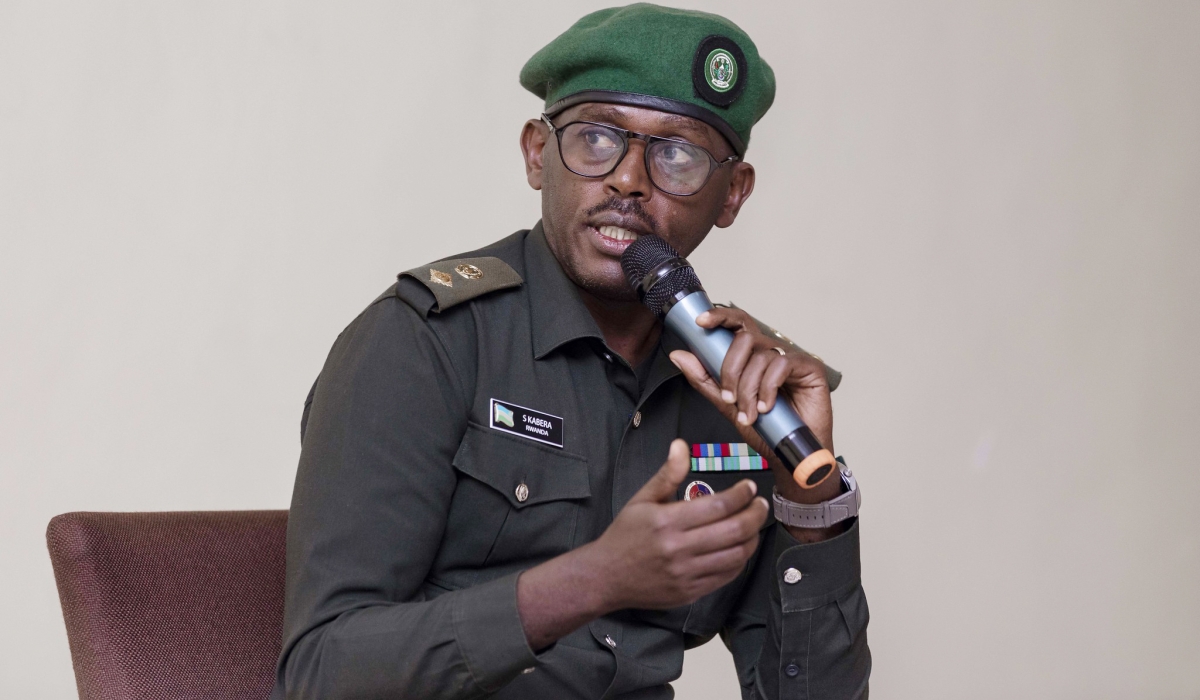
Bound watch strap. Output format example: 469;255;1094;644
772;465;860;528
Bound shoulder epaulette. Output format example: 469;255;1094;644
398;256;523;314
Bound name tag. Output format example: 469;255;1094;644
490;398;564;448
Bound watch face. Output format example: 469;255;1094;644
838;466;859;498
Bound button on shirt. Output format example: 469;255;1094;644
274;224;870;699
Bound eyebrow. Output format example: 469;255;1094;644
575;106;712;143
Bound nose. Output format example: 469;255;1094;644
602;138;652;201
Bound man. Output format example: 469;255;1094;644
275;5;870;699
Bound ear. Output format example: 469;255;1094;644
520;119;549;191
714;161;755;228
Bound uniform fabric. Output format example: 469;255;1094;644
276;224;869;699
520;3;776;155
47;510;288;700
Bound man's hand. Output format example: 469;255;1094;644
668;306;843;519
670;307;833;455
516;439;767;650
592;439;769;610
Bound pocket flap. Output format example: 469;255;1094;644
453;421;590;508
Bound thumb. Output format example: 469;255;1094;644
669;350;723;406
629;439;691;504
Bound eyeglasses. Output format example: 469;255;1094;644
541;114;739;197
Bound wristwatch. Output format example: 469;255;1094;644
771;461;860;528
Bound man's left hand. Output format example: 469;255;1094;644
669;306;837;508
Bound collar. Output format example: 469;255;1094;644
641;334;685;398
524;222;683;390
525;222;605;360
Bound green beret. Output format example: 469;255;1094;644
520;3;775;156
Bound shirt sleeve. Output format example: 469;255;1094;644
721;520;871;700
275;296;539;700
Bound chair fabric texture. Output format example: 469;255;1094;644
46;510;288;700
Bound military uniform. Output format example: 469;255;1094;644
274;226;869;699
277;4;870;698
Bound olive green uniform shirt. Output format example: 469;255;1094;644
273;225;870;699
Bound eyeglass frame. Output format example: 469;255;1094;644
540;113;740;197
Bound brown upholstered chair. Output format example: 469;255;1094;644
47;511;288;700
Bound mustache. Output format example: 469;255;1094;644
585;197;658;234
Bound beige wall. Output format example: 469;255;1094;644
2;1;1198;697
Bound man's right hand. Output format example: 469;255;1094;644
591;439;769;611
516;439;768;651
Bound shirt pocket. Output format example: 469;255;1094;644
672;470;777;636
448;421;591;568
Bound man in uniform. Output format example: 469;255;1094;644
274;5;870;699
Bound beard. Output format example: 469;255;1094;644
544;227;641;302
543;194;660;302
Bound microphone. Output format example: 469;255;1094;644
621;235;837;489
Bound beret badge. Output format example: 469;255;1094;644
692;35;748;108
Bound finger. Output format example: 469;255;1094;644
669;350;724;407
695;306;751;331
670;478;759;529
736;351;773;425
719;331;757;405
679;536;762;581
679;496;769;554
756;354;792;414
628;439;691;505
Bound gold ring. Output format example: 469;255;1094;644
771;346;786;356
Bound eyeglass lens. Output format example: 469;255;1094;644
558;122;715;195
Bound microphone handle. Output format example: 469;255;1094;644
665;290;838;489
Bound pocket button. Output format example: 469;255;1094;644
515;483;530;503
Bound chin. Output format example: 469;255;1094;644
589;282;641;303
567;263;640;302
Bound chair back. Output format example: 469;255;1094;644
47;510;288;700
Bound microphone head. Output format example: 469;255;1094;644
620;235;704;318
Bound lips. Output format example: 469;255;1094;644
597;225;640;242
585;211;654;258
587;225;642;257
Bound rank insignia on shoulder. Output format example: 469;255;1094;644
455;263;483;279
490;398;564;448
399;256;523;314
690;443;769;472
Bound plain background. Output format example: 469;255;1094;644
2;1;1198;697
